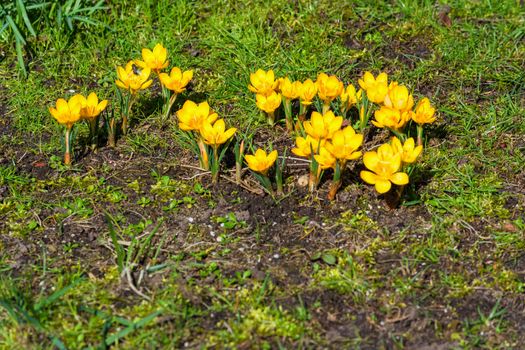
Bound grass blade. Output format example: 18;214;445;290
6;15;26;45
105;212;125;273
104;310;162;346
15;39;27;77
79;305;133;327
34;278;83;311
16;0;36;37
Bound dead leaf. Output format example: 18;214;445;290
438;5;452;27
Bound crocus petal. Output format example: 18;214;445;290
154;44;167;62
363;151;379;171
141;79;153;90
207;113;219;125
159;72;169;83
360;170;378;185
115;80;127;89
87;92;98;106
254;148;266;159
182;70;193;83
49;107;59;120
267;150;278;164
389;153;402;173
214;119;226;133
56;98;69;111
347;151;362;160
222;127;237;142
348;134;363;150
390;172;409;186
245;154;257;168
391;136;403;152
375;180;392;194
413;145;423;158
117;66;127;80
142;48;154;63
197;101;210;117
404;138;415;150
377;72;388;84
98;100;108;112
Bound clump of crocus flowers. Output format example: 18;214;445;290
49;43;196;164
111;43;193;146
175;100;236;183
355;71;435;201
292;111;363;200
49;92;107;165
247;68;436;202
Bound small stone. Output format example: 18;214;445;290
297;174;309;187
234;210;250;221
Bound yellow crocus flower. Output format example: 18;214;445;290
325;126;363;161
255;91;282;113
413;97;436;125
299;79;318;106
340;84;357;110
384;84;414;112
49;97;82;129
314;147;336;170
49;96;83;164
391;137;423;164
358;71;388;104
303;111;343;140
159;67;193;93
280;77;301;100
360;143;409;194
245;149;278;176
200;119;237;146
248;69;279;96
291;135;325;158
115;60;152;94
70;92;108;121
139;43;169;73
372;106;410;131
176;100;218;132
316;73;344;105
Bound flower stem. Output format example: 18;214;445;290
284;99;293;131
64;127;71;165
108;118;116;147
327;160;344;201
163;91;178;121
327;180;341;200
235;139;245;184
388;127;406;142
267;111;275;126
260;173;274;195
122;94;136;136
212;146;219;184
340;104;348;119
322;102;330;115
299;102;307;119
308;171;317;193
89;118;98;151
386;184;405;209
198;138;209;171
417;124;424;146
358;96;371;132
308;166;323;193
